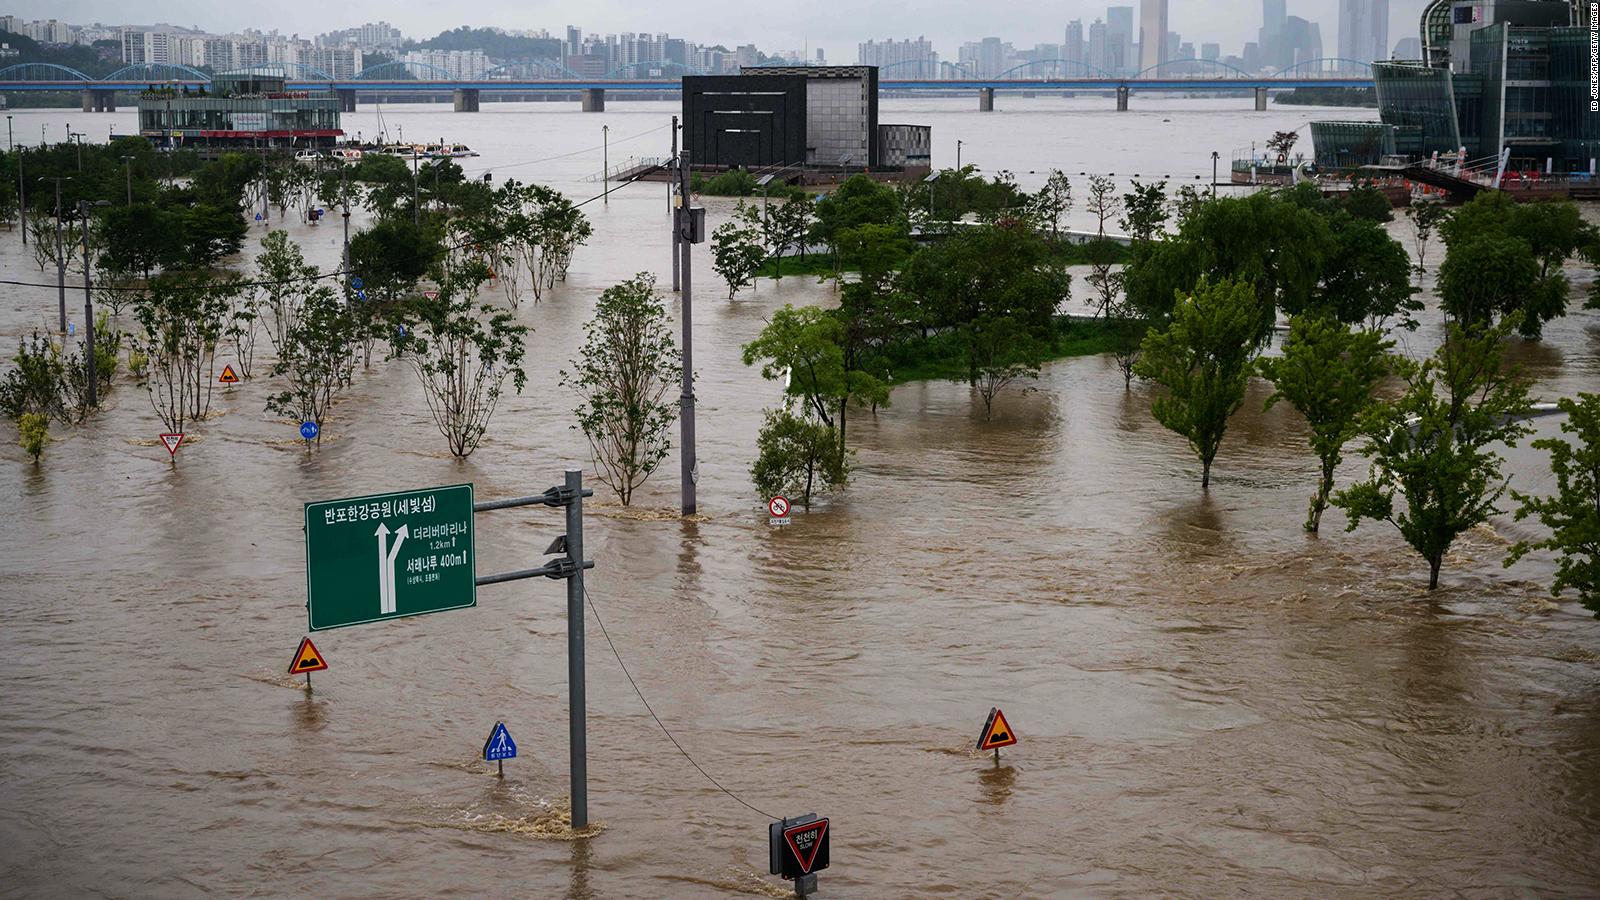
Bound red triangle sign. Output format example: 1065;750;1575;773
288;637;328;674
977;707;1018;751
160;433;184;456
783;818;828;875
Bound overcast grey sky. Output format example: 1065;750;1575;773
25;1;1426;62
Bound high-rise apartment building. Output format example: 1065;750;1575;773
1087;20;1109;72
858;37;938;78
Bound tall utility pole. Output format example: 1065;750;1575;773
670;115;679;292
411;152;419;226
340;163;351;288
41;176;69;332
677;150;698;515
564;468;589;830
7;115;21;247
602;124;609;206
122;155;134;205
77;200;102;406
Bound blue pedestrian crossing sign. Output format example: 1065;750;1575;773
483;722;517;762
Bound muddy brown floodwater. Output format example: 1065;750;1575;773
2;99;1600;898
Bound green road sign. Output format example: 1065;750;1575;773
304;484;476;631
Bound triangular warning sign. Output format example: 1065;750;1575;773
218;364;240;384
977;707;1018;751
159;433;184;456
783;818;829;875
288;637;328;674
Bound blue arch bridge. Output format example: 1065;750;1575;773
0;59;1375;114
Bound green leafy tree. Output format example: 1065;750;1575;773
760;196;814;277
810;174;903;257
1334;320;1533;589
1258;315;1392;532
264;285;358;445
562;273;682;506
1505;393;1600;615
95;204;176;279
0;332;65;422
1027;169;1073;242
133;271;239;434
393;260;529;458
958;316;1045;419
1438;193;1590;338
711;203;767;299
1134;277;1261;488
1339;185;1394;223
1406;201;1447;278
1266;130;1299;160
1119;179;1169;243
1318;214;1420;330
1436;235;1538;328
742;305;888;456
750;407;848;508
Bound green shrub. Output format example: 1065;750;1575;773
18;412;48;460
0;332;64;421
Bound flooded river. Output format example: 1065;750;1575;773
2;98;1599;898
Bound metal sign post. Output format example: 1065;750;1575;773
301;473;595;827
677;151;700;516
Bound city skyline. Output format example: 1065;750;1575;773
17;0;1427;68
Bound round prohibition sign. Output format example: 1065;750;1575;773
769;496;790;518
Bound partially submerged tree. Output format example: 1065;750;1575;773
562;273;682;506
264;285;358;445
394;260;529;458
711;203;767;299
958;315;1044;419
1258;315;1392;533
1028;169;1073;242
1134;277;1261;489
751;407;847;509
133;271;238;434
1334;320;1533;589
1505;393;1600;615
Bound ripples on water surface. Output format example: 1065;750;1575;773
2;98;1599;897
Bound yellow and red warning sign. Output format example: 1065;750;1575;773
976;706;1017;751
288;637;328;674
218;364;240;384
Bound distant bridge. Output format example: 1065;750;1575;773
0;58;1376;113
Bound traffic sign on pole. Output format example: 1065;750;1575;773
160;433;184;456
976;707;1018;752
770;813;830;892
288;636;328;674
483;721;517;776
300;421;319;441
768;495;791;526
218;364;240;384
304;484;476;631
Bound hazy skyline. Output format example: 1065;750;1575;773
22;1;1426;63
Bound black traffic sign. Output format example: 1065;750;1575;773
770;814;830;880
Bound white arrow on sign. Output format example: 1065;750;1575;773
374;522;409;614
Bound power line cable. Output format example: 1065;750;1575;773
581;580;780;821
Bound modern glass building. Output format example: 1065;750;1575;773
1313;0;1600;171
137;68;343;152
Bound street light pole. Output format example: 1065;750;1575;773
957;139;964;171
77;199;102;407
7;114;21;247
41;176;69;332
1211;151;1220;199
677;149;697;516
123;155;134;205
602;124;609;206
670;115;679;292
411;153;419;226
